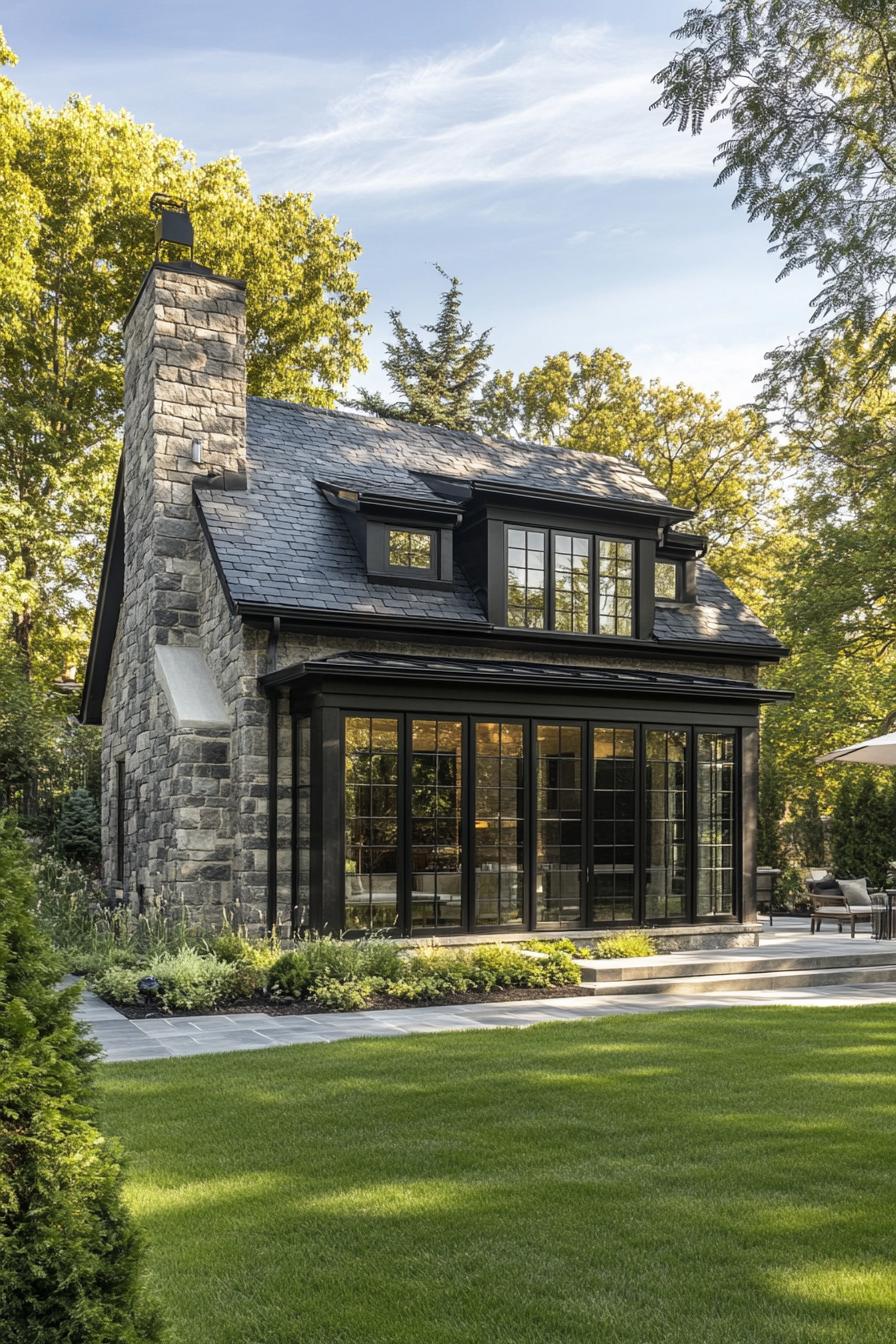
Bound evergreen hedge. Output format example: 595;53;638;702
0;817;163;1342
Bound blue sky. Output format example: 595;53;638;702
6;0;818;406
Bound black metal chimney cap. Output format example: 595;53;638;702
149;194;194;260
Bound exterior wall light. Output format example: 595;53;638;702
191;439;203;464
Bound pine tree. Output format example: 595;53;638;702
0;818;163;1341
349;266;493;432
56;787;101;866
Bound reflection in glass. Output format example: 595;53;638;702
388;528;432;569
474;721;525;925
344;716;399;931
505;528;546;628
645;729;687;920
654;560;679;601
597;539;634;636
536;723;583;926
591;727;636;923
553;533;591;633
411;719;463;928
697;733;735;915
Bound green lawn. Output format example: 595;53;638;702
99;1007;896;1344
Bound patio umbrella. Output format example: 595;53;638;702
816;731;896;765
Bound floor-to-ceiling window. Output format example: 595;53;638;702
591;726;636;923
535;723;583;926
410;719;463;929
697;732;736;915
344;716;400;931
336;712;739;933
474;721;526;925
645;729;688;921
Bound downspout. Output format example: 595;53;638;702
265;616;281;934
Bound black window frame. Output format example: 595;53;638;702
365;520;453;588
654;558;682;603
502;525;638;639
115;757;125;884
329;705;741;937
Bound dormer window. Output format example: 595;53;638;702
655;559;682;602
503;527;635;637
597;540;634;637
387;528;433;571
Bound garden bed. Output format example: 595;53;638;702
107;981;591;1019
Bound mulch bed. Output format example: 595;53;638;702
109;983;591;1020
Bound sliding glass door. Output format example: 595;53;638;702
410;719;463;930
645;729;688;921
697;732;736;916
590;727;637;923
344;716;400;931
473;722;526;927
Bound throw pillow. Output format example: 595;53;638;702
837;877;871;905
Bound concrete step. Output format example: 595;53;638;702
576;947;896;984
578;961;896;997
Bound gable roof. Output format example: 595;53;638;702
195;397;783;651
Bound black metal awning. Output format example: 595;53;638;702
261;650;792;704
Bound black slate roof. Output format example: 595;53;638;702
194;397;784;653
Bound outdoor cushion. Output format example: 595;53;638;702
837;878;872;906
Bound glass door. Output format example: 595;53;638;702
590;726;637;924
644;729;688;922
535;723;584;927
409;718;464;930
473;721;526;927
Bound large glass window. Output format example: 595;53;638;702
591;727;636;923
344;717;399;931
536;724;583;926
474;722;526;925
506;528;546;628
597;539;634;636
645;729;687;920
553;534;591;633
697;733;736;915
410;719;463;929
388;528;433;570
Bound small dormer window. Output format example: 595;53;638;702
388;528;433;571
655;560;680;601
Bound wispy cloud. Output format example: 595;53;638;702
239;25;718;195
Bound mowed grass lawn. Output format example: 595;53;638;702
99;1007;896;1344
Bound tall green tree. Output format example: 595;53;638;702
350;266;493;431
0;818;163;1341
653;2;896;407
477;347;785;579
0;33;369;679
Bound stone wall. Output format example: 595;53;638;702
100;262;262;928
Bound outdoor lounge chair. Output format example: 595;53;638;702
807;877;876;936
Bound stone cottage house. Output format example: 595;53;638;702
81;255;790;946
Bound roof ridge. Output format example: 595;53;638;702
246;395;649;478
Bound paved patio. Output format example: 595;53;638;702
73;917;896;1063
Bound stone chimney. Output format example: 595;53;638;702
121;260;246;647
105;257;248;921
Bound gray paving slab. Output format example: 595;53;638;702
70;925;896;1064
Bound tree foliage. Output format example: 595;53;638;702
0;817;163;1341
350;266;492;431
56;788;101;867
0;43;369;678
477;347;784;571
829;770;896;888
653;2;896;403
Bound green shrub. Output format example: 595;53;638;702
94;948;241;1013
268;935;405;1001
522;937;590;958
0;815;163;1341
593;931;656;959
311;977;374;1011
56;787;101;866
468;944;580;990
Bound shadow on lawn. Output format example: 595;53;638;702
99;1008;896;1344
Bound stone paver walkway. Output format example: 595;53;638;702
75;975;896;1064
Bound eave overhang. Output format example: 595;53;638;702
79;458;125;725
